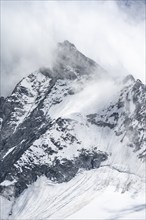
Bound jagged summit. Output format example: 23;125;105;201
58;40;76;50
39;40;106;80
123;74;135;84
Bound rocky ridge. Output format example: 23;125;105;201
0;41;145;201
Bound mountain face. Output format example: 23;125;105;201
0;41;146;218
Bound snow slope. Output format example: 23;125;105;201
7;168;145;220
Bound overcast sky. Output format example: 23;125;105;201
1;0;145;96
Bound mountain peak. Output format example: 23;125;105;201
54;40;106;79
123;74;135;84
58;40;76;50
0;39;145;219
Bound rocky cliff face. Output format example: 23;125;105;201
0;41;145;201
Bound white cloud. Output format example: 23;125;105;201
1;0;145;96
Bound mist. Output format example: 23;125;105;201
1;0;145;96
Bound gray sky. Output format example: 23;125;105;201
1;0;145;96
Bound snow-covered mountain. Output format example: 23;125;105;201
0;40;145;219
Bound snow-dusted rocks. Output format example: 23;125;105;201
0;41;145;219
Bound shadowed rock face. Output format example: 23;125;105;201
87;79;146;155
0;149;108;198
0;41;145;199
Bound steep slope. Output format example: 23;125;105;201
0;41;145;219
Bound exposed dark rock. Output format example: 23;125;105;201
0;149;108;198
87;115;116;129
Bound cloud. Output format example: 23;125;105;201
58;78;120;118
1;0;145;96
